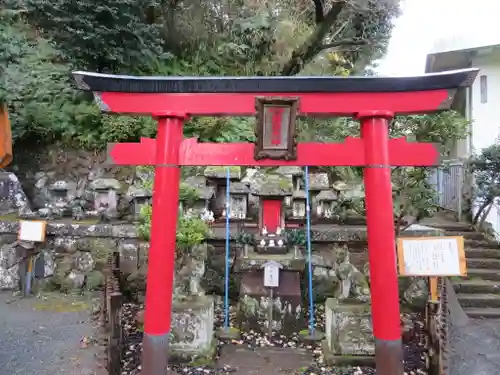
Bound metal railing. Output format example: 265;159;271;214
427;162;465;215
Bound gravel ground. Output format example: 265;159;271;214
450;318;500;375
122;301;428;375
0;292;100;375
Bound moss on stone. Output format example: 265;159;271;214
204;166;241;179
86;270;104;290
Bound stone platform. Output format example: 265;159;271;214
217;345;313;375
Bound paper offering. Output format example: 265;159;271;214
18;220;47;242
397;236;466;276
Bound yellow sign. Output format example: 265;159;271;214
0;104;13;168
396;236;466;277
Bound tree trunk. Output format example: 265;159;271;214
473;198;492;225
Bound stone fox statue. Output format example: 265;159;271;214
173;243;207;300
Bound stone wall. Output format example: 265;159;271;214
0;219;435;311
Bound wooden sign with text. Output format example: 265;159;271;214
396;236;466;277
18;220;47;242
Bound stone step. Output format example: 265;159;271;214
464;307;500;319
419;219;474;232
446;231;485;241
466;258;500;269
457;293;500;308
466;248;500;259
453;279;500;294
465;239;499;249
465;268;500;281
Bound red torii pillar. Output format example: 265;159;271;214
73;69;478;375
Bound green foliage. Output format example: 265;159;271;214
138;201;209;248
176;217;210;251
179;183;200;206
236;231;255;246
470;143;500;225
285;229;306;247
392;167;437;234
20;0;164;72
1;0;403;148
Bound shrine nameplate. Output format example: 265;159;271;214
254;97;298;160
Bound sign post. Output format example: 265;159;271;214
17;220;47;297
397;236;467;302
262;260;282;341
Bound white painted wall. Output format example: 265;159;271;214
469;53;500;236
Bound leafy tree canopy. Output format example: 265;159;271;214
0;0;473;226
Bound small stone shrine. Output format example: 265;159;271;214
235;170;305;335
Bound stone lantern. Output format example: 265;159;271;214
182;176;216;216
126;185;152;220
89;178;121;219
315;190;338;219
291;190;307;218
228;182;250;219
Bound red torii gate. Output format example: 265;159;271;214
73;69;478;375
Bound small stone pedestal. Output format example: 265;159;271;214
170;296;216;362
237;270;303;335
322;298;375;367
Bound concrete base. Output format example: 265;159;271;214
324;298;375;356
170;296;215;361
321;339;375;367
217;326;241;340
298;329;325;343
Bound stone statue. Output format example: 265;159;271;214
173;243;208;301
335;247;370;302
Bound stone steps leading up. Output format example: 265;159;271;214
464;268;500;281
419;220;474;232
466;258;500;269
463;307;500;319
457;293;500;308
433;224;500;318
465;239;500;249
446;231;486;241
453;279;500;294
466;248;500;259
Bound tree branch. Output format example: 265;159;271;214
320;38;368;50
280;1;346;76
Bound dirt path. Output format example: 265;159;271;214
0;292;101;375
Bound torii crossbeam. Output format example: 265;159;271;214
73;68;478;375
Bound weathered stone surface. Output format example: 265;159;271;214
308;173;329;191
118;240;139;274
249;172;293;197
0;172;31;215
324;298;374;356
275;166;303;176
238;270;303;335
89;178;121;191
204;166;241;180
170;296;215;358
0;243;19;289
183;176;216;200
401;277;429;309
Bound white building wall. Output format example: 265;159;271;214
469;54;500;236
470;55;500;152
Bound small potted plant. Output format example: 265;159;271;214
285;229;306;258
236;231;255;257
